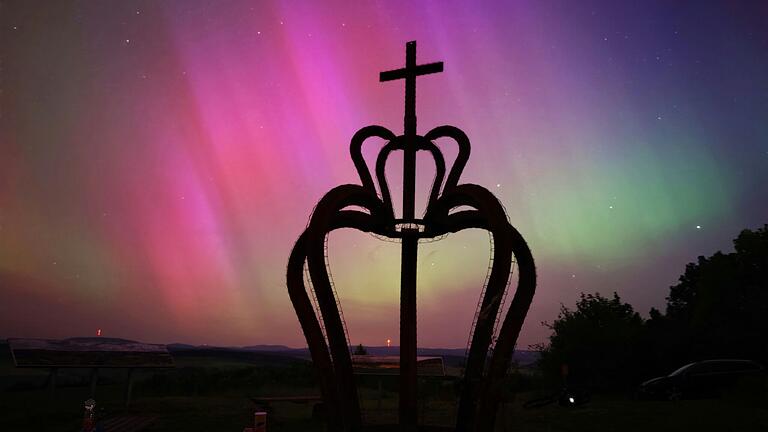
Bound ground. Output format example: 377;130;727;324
1;346;767;431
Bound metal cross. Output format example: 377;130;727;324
380;40;443;221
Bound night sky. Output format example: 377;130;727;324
1;1;767;348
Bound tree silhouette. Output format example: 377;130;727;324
663;224;768;364
537;292;645;391
537;225;768;390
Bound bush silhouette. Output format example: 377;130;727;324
537;292;645;392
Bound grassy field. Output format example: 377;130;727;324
2;346;768;431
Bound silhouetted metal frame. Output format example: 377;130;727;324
287;44;536;432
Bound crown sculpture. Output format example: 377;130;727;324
287;41;536;432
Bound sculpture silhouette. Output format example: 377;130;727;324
287;41;536;432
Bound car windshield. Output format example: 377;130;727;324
668;363;696;377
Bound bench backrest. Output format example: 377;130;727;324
8;337;174;368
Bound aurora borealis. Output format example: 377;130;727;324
1;1;767;349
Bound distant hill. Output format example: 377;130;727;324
242;344;294;351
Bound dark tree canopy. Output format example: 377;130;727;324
664;225;768;363
538;292;645;390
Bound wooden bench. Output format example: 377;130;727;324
8;337;174;406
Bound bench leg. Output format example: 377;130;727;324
49;367;58;398
125;368;136;407
378;378;383;409
89;368;99;398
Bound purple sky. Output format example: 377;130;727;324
1;0;767;348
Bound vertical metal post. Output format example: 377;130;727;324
402;41;417;222
399;230;419;430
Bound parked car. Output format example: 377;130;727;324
637;359;765;400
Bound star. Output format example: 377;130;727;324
696;225;701;229
609;205;614;209
125;39;131;44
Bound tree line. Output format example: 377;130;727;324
535;225;768;392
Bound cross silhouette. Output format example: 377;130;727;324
380;41;443;221
380;41;444;138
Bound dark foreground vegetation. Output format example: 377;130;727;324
537;225;768;394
